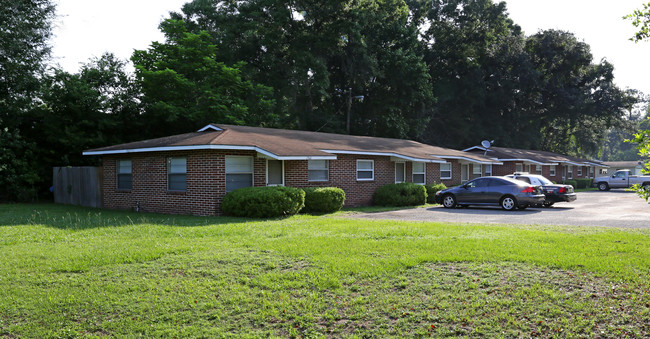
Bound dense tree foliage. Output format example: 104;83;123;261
132;20;276;137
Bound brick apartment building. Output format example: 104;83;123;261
84;124;499;216
462;146;608;182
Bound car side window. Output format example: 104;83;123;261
530;178;540;185
517;176;531;184
466;179;488;188
487;178;504;186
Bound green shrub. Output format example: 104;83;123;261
425;183;447;204
221;186;305;218
574;178;593;189
373;182;427;207
301;187;346;213
563;179;578;188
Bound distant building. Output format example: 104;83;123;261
603;161;646;176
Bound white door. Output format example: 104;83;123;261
395;162;405;183
461;164;469;183
267;160;284;186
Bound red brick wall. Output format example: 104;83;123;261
285;154;395;206
103;152;448;215
103;150;259;216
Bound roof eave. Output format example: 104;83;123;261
82;145;337;160
320;150;446;163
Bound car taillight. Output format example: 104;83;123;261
558;187;566;193
521;186;535;193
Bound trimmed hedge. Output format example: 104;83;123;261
425;183;447;204
574;178;593;189
221;186;305;218
373;182;427;206
302;187;346;213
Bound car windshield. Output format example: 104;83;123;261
536;176;553;185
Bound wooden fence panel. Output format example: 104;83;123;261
53;167;102;208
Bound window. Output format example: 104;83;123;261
473;164;482;177
568;166;573;179
536;165;542;175
226;156;253;192
308;160;329;182
578;166;583;176
117;159;132;190
395;162;405;183
167;157;187;191
516;163;523;172
357;160;374;180
590;166;594;178
525;164;531;173
440;163;452;180
485;164;492;176
412;162;425;184
550;165;556;176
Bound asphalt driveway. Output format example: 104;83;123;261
352;190;650;228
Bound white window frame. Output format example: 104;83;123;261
116;159;132;190
589;166;594;178
536;165;542;175
550;165;556;176
568;166;573;179
395;162;406;183
485;164;492;176
412;162;426;185
516;163;523;173
308;160;329;182
473;164;482;177
167;157;187;192
266;159;284;186
226;155;254;192
577;166;582;176
440;163;452;180
356;159;374;181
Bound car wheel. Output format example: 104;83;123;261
543;201;555;208
442;194;457;208
598;182;609;191
500;195;517;211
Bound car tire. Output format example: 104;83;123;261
598;182;609;191
500;195;517;211
442;194;457;208
543;201;555;208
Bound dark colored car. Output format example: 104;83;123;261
434;176;545;211
505;173;576;207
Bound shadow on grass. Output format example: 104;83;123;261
337;203;437;214
426;205;544;215
0;203;269;230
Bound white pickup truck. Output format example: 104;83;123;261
595;170;650;191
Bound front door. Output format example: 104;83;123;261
461;164;469;183
267;160;284;186
395;162;405;183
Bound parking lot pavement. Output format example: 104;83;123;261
351;190;650;228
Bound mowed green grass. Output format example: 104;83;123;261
0;204;649;338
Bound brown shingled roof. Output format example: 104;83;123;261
84;124;498;164
463;146;606;166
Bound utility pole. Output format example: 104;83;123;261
346;87;352;134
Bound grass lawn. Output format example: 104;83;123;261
1;203;649;338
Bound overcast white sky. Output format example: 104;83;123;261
50;0;650;94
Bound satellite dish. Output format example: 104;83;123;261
481;140;492;149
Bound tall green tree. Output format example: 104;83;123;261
168;0;433;139
417;0;538;148
0;0;55;128
132;19;276;137
526;30;633;157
